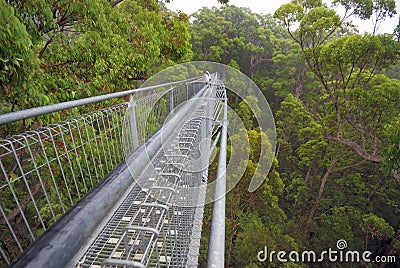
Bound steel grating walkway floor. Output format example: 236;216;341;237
75;101;211;268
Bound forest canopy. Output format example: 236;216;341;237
189;1;400;266
1;0;192;115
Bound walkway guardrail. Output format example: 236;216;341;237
0;75;209;266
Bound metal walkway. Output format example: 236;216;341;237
0;73;227;267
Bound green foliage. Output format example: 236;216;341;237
225;127;289;266
1;0;192;121
384;116;400;176
315;34;400;82
361;214;395;240
333;0;374;19
236;96;261;129
299;7;341;46
190;6;277;77
276;90;399;257
197;2;400;266
232;212;299;267
0;0;41;111
274;3;304;29
274;0;400;171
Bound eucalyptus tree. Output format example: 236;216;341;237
274;0;400;257
1;0;192;121
190;5;275;78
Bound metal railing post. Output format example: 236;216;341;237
207;90;228;268
128;95;139;149
170;86;174;115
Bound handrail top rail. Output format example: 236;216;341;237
0;75;205;125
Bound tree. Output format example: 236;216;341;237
333;0;397;34
274;0;400;257
274;0;400;181
190;7;234;63
384;116;400;181
225;125;289;267
276;92;400;256
190;6;275;78
1;0;192;133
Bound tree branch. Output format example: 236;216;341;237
325;135;383;163
110;0;125;7
306;157;338;234
39;38;53;58
40;60;74;68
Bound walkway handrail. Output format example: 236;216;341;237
9;81;211;268
0;76;203;125
207;89;228;267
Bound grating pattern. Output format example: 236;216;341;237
76;94;222;267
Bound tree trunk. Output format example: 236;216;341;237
7;181;43;222
306;158;337;235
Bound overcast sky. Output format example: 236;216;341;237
166;0;399;34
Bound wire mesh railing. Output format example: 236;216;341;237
0;104;129;264
0;76;207;266
73;76;226;268
76;103;216;267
